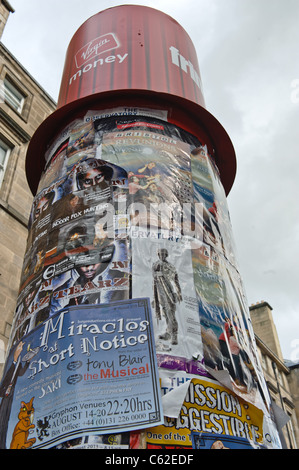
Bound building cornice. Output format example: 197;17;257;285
2;0;15;14
0;106;31;142
250;301;273;312
255;334;290;374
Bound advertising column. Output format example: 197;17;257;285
0;5;281;449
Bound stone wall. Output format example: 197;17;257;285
0;42;56;375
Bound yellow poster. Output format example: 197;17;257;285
146;376;264;449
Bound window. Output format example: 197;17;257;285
277;369;284;386
3;77;25;113
0;139;11;187
288;417;297;449
0;339;5;366
261;352;267;370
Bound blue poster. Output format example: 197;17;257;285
191;432;254;449
0;299;163;449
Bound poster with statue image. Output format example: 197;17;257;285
132;231;205;376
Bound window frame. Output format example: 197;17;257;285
3;76;26;114
0;137;11;188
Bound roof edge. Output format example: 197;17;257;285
2;0;15;13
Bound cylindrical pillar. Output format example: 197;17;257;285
0;5;282;450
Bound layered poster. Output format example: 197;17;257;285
0;300;163;449
190;146;270;410
98;114;196;236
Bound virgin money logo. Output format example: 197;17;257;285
75;33;120;69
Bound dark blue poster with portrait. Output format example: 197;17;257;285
0;298;163;449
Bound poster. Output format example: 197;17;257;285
145;375;264;449
93;113;198;236
191;145;239;271
132;232;205;376
0;299;163;449
9;234;130;349
190;146;270;410
24;157;128;286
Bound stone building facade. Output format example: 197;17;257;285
287;361;299;442
250;301;299;449
0;1;56;375
0;1;13;39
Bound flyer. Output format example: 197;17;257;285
55;432;131;449
0;299;163;449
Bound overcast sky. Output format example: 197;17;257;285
2;0;299;360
